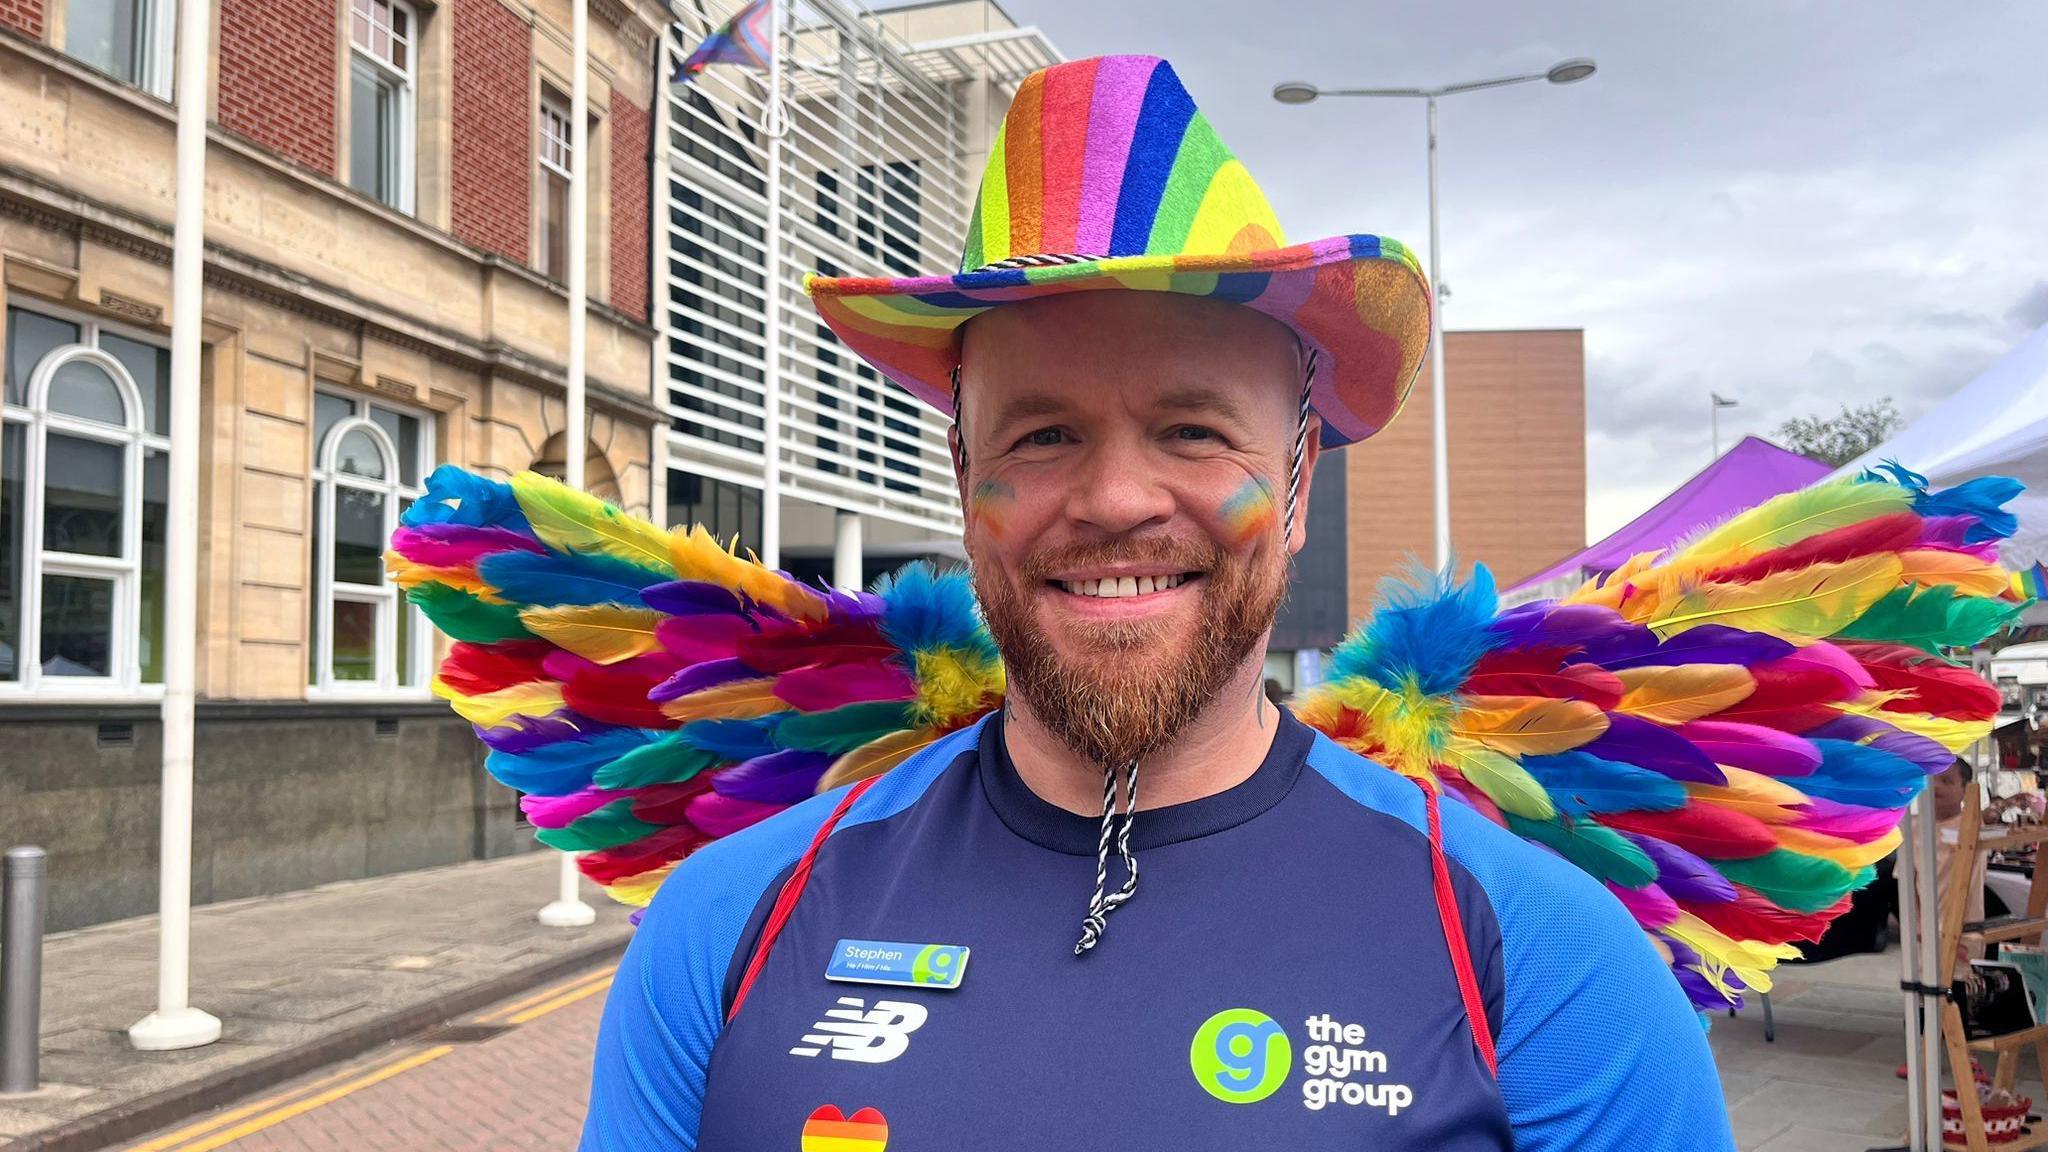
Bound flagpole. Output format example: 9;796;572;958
759;0;784;569
539;0;597;929
130;0;221;1053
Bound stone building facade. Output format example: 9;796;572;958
0;0;669;928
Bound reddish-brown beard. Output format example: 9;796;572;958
970;531;1288;770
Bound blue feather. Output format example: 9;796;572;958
485;727;656;794
1522;750;1688;815
477;549;666;606
679;716;783;760
403;465;531;533
1797;738;1925;808
1913;475;2023;544
878;562;998;661
1329;563;1502;696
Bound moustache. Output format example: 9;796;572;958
1014;535;1226;585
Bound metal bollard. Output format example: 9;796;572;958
1;846;46;1095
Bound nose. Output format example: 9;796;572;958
1063;436;1175;536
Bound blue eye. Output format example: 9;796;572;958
1174;426;1220;442
1020;428;1064;448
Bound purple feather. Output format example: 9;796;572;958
1662;935;1704;970
649;657;758;702
1673;966;1740;1011
1806;715;1954;776
1607;881;1679;928
1491;602;1650;656
709;749;832;804
474;712;620;752
1581;714;1725;783
1679;720;1821;777
642;580;747;616
1796;797;1904;844
773;662;916;712
1624;832;1738;903
1602;624;1796;670
521;786;622;829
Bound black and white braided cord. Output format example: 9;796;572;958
1075;758;1142;955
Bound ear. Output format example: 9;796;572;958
1287;415;1323;556
949;423;969;508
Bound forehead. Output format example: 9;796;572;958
959;293;1300;424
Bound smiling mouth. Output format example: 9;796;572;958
1052;573;1201;599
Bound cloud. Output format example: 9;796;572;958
2011;283;2048;335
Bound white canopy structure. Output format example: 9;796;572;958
1836;321;2048;569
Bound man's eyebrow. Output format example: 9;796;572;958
1150;387;1256;427
987;393;1071;430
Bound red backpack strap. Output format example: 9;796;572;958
1415;777;1500;1078
726;776;881;1026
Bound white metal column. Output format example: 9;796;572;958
832;510;863;590
538;0;597;929
130;0;223;1054
759;3;786;569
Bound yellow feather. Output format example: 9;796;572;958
606;862;675;908
667;527;829;622
911;648;1005;728
1452;696;1609;756
1684;767;1808;824
819;728;942;792
434;678;565;727
384;555;503;601
1566;550;1662;612
1664;912;1802;998
1646;554;1904;640
1441;740;1557;820
1833;699;1991;752
658;678;785;723
1897;549;2014;598
1774;825;1902;870
510;471;675;575
1671;479;1915;565
1614;665;1756;724
520;604;666;663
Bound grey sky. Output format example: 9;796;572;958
951;0;2048;539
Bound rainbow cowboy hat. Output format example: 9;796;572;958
805;54;1433;448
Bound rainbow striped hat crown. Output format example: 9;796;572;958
805;55;1433;448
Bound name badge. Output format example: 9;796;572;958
826;939;970;990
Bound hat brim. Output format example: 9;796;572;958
804;234;1431;449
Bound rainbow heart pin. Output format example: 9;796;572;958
800;1104;888;1152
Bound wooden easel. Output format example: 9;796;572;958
1939;785;2048;1150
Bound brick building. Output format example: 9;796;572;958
1343;329;1588;618
0;0;670;928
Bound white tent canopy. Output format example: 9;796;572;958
1834;321;2048;569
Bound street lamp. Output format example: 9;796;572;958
1273;58;1596;572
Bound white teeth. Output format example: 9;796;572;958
1060;574;1188;598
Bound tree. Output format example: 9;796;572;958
1775;398;1905;467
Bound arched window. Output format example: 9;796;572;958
308;391;433;694
0;304;170;696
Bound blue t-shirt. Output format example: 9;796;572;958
581;711;1731;1150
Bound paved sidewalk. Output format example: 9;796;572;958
0;853;632;1152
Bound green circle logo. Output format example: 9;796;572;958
1189;1008;1291;1104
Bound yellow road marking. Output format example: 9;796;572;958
477;964;618;1024
118;1060;376;1152
145;1046;456;1152
504;975;614;1025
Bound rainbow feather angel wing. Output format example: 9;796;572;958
1297;463;2027;1010
387;467;1003;907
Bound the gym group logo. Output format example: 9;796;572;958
1189;1009;1415;1116
790;997;927;1063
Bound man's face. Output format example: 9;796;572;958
955;292;1317;768
1932;762;1967;821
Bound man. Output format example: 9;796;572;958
582;55;1729;1149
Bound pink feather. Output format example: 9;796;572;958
655;614;756;663
1794;796;1905;844
391;524;546;567
1607;881;1680;929
773;662;917;712
685;790;785;838
1678;720;1823;777
521;787;620;829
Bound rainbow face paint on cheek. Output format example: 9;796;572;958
1219;476;1279;546
968;479;1015;536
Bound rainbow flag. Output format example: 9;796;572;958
673;0;772;82
2015;561;2048;601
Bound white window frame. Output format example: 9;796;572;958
307;392;433;699
347;0;418;214
0;304;171;701
538;90;572;279
64;0;175;99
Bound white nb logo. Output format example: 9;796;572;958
789;997;928;1063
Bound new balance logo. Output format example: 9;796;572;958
789;997;928;1063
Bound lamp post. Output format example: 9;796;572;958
1274;58;1596;572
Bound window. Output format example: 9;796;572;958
64;0;171;97
538;91;572;280
348;0;415;212
666;469;760;554
309;391;433;694
0;303;171;695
